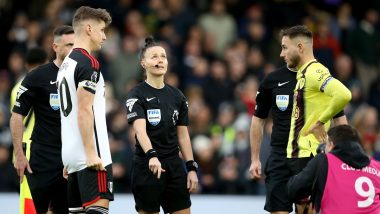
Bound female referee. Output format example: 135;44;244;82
126;36;199;214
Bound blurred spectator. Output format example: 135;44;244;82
334;54;362;119
368;78;380;121
210;102;236;156
108;35;141;99
234;76;258;116
347;8;380;97
351;104;379;158
330;3;356;52
203;59;234;113
108;108;133;192
313;11;342;71
192;134;219;193
7;12;29;51
246;46;265;81
199;0;237;57
7;50;26;84
183;57;209;90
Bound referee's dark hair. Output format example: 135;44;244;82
25;47;48;66
53;25;74;37
327;125;360;145
140;35;159;60
280;25;312;39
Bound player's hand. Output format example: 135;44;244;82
86;155;106;171
14;153;32;183
63;165;68;180
148;157;166;179
187;171;198;193
249;160;261;179
304;121;327;144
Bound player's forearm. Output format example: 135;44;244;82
177;126;194;161
250;116;265;161
133;119;154;153
78;107;96;156
10;113;25;157
319;79;351;123
135;133;154;153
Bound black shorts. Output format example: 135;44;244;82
132;156;191;213
68;164;114;208
264;147;312;212
26;169;68;213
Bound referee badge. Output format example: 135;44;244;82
147;109;161;126
276;95;289;111
49;93;60;110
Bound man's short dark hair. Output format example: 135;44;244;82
72;6;112;28
26;47;47;65
280;25;313;39
327;125;360;145
54;25;74;37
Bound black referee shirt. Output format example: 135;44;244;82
13;62;62;172
126;82;189;159
254;67;297;148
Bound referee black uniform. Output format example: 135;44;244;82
13;62;68;213
126;81;191;213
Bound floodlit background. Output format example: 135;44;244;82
0;0;379;213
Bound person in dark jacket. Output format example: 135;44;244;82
287;125;380;213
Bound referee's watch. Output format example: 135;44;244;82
186;160;198;172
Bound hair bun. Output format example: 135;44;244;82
145;36;155;47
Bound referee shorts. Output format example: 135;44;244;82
264;147;312;212
132;156;191;213
67;164;114;208
26;169;68;213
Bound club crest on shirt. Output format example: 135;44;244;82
108;181;113;193
91;71;98;82
49;93;60;110
147;109;161;126
276;95;289;111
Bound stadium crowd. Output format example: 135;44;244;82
0;0;379;195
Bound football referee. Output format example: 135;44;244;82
126;36;198;214
10;25;74;213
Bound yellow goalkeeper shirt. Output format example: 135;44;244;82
287;60;351;158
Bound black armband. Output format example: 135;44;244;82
146;149;158;160
186;160;198;172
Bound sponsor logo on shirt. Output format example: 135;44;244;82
126;98;138;112
49;93;60;110
127;112;137;119
16;85;28;100
276;95;289;111
147;109;161;126
146;97;156;101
